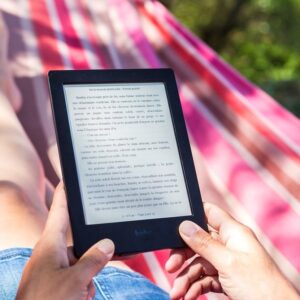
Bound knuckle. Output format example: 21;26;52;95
87;252;106;267
239;224;255;237
195;233;214;251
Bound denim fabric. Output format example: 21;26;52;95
0;248;31;300
0;248;170;300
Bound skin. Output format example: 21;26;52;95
16;183;115;300
165;202;300;300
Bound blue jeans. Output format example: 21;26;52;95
0;248;170;300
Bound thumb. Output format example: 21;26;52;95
179;221;230;270
45;182;69;237
72;239;115;284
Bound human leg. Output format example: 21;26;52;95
0;89;131;274
0;90;48;250
0;9;51;249
0;14;135;274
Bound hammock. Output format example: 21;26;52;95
1;0;299;298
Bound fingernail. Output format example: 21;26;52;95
179;221;200;237
170;287;178;300
165;257;172;271
96;239;115;258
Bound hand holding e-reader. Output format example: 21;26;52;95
48;68;207;257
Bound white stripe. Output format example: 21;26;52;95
45;0;73;69
0;1;25;17
182;85;300;215
107;0;149;68
143;252;171;292
86;0;123;68
18;0;55;145
188;77;300;176
111;1;159;69
144;1;300;156
64;0;100;69
16;2;44;76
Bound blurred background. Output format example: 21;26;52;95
160;0;300;117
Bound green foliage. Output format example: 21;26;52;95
162;0;300;116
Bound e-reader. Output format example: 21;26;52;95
48;69;207;257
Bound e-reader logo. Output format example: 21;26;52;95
134;228;152;237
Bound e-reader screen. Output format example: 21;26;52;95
63;82;192;225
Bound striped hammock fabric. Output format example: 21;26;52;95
1;0;299;298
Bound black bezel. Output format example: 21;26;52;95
48;68;207;257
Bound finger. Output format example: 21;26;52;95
87;280;96;300
45;182;69;238
72;239;114;284
204;202;240;233
165;248;195;273
170;256;217;299
204;203;257;249
67;246;78;265
35;183;70;266
166;229;220;274
182;276;222;300
179;220;231;270
210;230;220;241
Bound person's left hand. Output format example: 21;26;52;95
16;183;115;300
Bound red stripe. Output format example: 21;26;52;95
53;0;89;69
124;254;156;283
139;5;300;164
186;81;300;201
28;0;64;71
78;0;110;68
154;250;177;283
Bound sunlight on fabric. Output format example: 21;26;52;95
45;0;72;69
87;0;122;68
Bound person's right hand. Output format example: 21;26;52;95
166;203;299;300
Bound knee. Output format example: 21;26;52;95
0;180;47;216
0;180;26;201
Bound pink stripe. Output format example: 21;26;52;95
77;0;109;69
154;250;176;283
125;254;156;283
81;0;117;69
110;0;160;68
150;0;300;147
181;94;300;271
53;0;89;69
